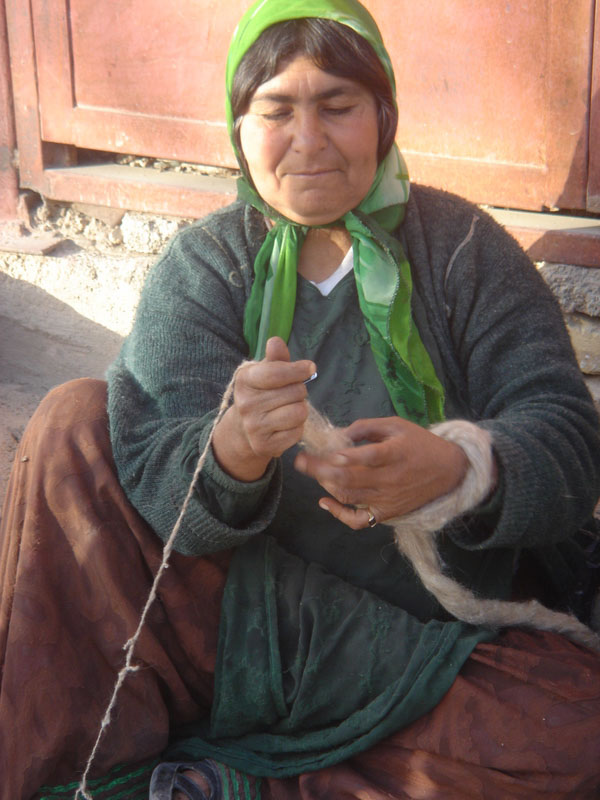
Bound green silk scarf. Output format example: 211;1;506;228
226;0;445;425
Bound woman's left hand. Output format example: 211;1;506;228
294;416;469;530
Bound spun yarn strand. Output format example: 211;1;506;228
74;367;245;799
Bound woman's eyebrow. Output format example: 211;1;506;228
251;87;359;104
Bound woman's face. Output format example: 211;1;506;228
239;55;379;225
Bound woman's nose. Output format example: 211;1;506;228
291;110;327;152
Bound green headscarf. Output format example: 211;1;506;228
227;0;444;424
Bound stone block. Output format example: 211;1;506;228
120;212;187;254
538;263;600;318
565;313;600;375
585;375;600;410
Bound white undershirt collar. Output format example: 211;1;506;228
309;247;354;296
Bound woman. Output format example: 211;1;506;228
1;0;600;798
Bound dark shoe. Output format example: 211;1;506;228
149;760;222;800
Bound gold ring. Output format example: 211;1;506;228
367;510;377;528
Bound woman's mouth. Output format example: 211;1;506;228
287;169;339;178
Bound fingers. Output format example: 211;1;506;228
296;416;471;530
240;337;316;391
295;441;395;484
235;378;308;418
228;337;317;463
241;362;313;392
212;339;317;481
293;420;424;522
345;416;414;444
317;498;378;531
295;450;381;509
240;399;309;458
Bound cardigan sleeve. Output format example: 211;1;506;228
107;205;283;556
406;186;600;553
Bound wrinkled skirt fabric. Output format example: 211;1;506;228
1;379;599;800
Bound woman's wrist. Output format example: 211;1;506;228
399;420;496;529
437;438;470;499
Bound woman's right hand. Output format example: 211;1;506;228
211;337;316;482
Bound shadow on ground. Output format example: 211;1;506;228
0;272;123;502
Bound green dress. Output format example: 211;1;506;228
163;265;496;777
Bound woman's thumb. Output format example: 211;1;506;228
265;336;291;363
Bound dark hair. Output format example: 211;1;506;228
231;18;397;169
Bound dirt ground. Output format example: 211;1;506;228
0;271;123;504
0;199;169;505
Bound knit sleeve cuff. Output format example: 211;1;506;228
180;413;280;532
201;438;278;527
202;440;277;516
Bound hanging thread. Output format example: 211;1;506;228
75;367;245;799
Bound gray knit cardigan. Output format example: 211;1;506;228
107;185;600;602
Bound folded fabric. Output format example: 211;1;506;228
167;535;494;776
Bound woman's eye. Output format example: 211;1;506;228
324;105;354;116
261;110;291;121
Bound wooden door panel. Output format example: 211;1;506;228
587;0;600;211
33;0;248;165
23;0;600;212
384;0;594;211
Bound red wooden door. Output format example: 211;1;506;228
6;0;600;231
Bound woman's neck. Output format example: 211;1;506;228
297;228;353;283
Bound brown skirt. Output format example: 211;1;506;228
1;379;599;800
